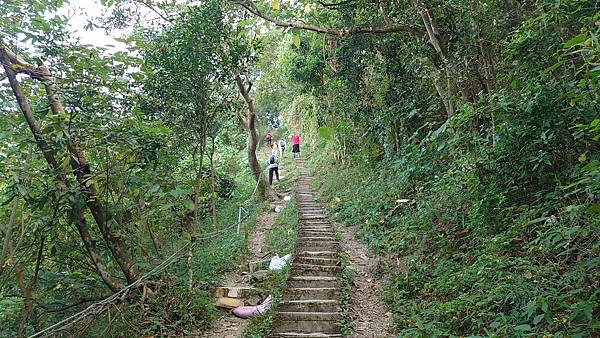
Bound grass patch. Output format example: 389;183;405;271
338;251;355;336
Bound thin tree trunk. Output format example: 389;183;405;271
0;198;18;274
74;217;122;292
189;129;207;304
17;234;45;337
234;73;267;196
412;0;458;117
17;267;31;338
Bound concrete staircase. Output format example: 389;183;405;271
270;159;343;338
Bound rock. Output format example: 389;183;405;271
249;270;269;284
213;286;257;299
283;195;291;201
215;297;244;309
248;259;270;273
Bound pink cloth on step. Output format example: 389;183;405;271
231;295;272;319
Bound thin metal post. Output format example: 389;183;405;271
237;206;242;237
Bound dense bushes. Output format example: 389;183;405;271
303;6;599;333
310;127;598;336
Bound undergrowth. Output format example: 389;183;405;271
338;251;355;336
84;170;267;337
309;145;599;337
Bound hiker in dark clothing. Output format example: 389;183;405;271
265;154;279;185
265;132;273;147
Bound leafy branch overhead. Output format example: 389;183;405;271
230;0;426;37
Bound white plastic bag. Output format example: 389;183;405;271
269;254;292;270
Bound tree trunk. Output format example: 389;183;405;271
189;129;207;304
0;198;18;274
0;49;123;291
74;217;122;292
37;61;138;284
412;0;458;118
17;235;45;337
234;73;267;196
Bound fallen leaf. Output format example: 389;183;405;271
524;270;533;279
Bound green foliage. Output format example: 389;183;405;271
338;252;355;336
265;201;299;255
243;269;288;338
1;0;599;336
285;1;600;336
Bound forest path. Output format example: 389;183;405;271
208;143;289;338
340;224;395;337
270;158;343;337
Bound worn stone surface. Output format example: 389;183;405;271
202;149;291;337
216;297;244;309
270;158;342;337
212;286;257;299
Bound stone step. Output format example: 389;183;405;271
300;214;326;219
274;333;343;338
291;265;341;277
299;226;332;232
300;218;327;222
296;244;338;253
283;288;339;301
298;232;333;237
275;311;341;322
298;226;331;232
297;240;338;246
278;299;339;313
298;231;334;238
300;223;331;228
301;220;330;225
298;228;332;233
287;276;339;288
297;236;335;242
295;256;339;266
293;263;341;272
296;251;337;258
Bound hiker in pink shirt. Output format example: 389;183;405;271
291;132;300;159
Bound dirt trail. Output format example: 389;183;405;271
341;225;395;337
207;146;288;338
209;208;276;338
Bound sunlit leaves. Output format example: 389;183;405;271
271;0;280;11
292;34;301;48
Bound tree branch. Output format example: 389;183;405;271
231;0;425;37
318;0;357;8
31;295;110;313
